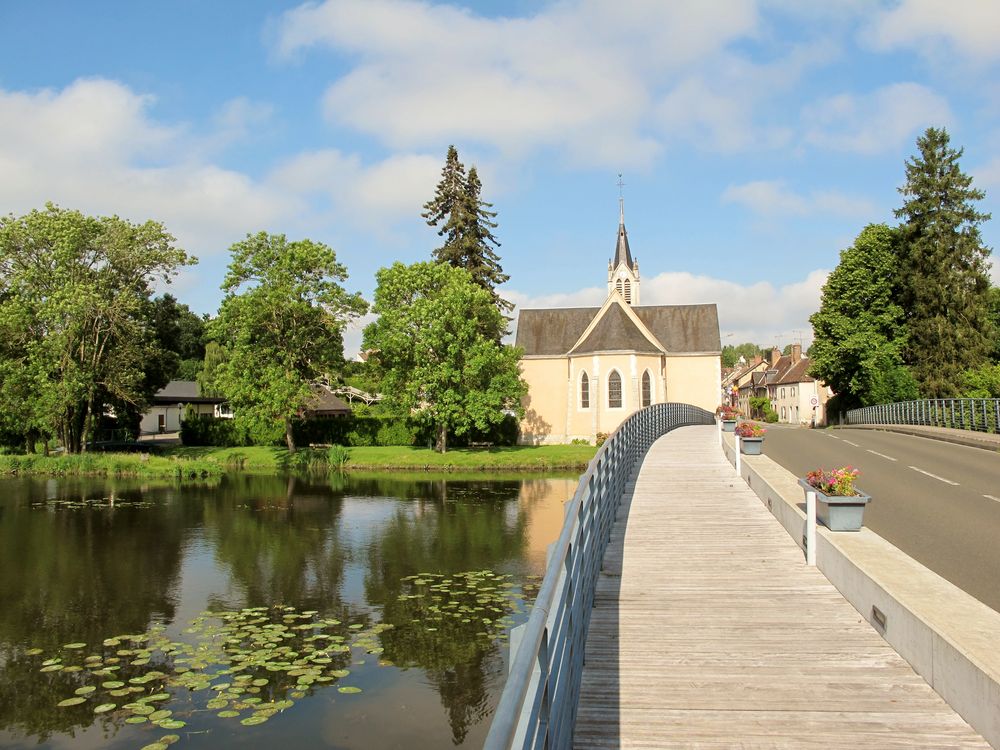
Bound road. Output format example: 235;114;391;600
759;424;1000;614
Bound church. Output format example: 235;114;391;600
514;205;721;444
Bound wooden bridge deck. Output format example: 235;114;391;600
574;425;987;749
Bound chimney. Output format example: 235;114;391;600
770;348;781;366
792;344;802;363
752;355;762;365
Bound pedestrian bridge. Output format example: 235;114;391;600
485;405;992;749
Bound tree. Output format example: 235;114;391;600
895;127;993;397
0;204;192;452
150;294;207;380
721;342;763;368
363;261;526;452
423;147;511;313
209;233;366;452
809;224;918;409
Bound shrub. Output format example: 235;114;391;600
595;432;609;447
328;445;349;469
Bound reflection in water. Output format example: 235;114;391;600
0;472;575;749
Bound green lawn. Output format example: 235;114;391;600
0;444;598;477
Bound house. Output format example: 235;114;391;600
139;380;226;435
302;383;351;417
770;345;831;426
514;204;721;444
727;356;770;414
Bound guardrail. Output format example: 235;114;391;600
484;402;715;750
845;398;1000;434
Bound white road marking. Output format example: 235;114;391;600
908;466;960;486
866;449;898;462
842;440;860;447
985;495;1000;503
827;434;840;440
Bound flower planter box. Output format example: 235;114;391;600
739;437;763;455
721;419;737;432
798;479;871;531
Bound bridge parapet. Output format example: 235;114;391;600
846;398;1000;434
484;402;714;750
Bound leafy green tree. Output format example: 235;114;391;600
809;224;917;409
960;363;1000;398
721;343;763;368
363;261;526;452
896;127;993;397
209;232;366;452
0;204;192;452
423;147;511;313
150;294;207;380
988;286;1000;363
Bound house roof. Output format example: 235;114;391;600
571;303;661;354
152;380;224;405
516;303;720;356
775;357;815;385
304;384;351;416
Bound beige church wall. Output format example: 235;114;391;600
567;353;665;440
519;357;569;444
664;355;721;412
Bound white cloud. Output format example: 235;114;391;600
974;155;1000;188
802;83;952;154
269;148;442;223
274;0;773;165
504;269;829;351
0;79;301;258
722;180;875;217
865;0;1000;65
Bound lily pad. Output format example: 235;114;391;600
149;709;172;721
74;686;96;695
218;710;240;718
63;642;87;649
240;715;268;726
102;680;125;689
160;735;181;745
58;696;88;707
140;744;168;750
25;647;44;656
337;686;362;694
157;719;186;729
94;703;117;714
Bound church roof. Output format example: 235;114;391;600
612;220;634;270
516;303;721;356
571;303;660;354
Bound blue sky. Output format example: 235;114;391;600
1;0;998;356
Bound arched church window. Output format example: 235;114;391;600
616;279;623;296
608;371;622;408
624;278;631;304
641;370;651;407
580;372;590;409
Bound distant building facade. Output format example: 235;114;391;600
514;205;722;444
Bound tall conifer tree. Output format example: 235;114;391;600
423;147;511;313
895;127;993;397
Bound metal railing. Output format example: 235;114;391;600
844;399;1000;434
484;402;714;750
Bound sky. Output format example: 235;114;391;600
1;0;999;357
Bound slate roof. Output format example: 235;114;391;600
572;303;660;354
516;303;721;356
775;357;815;385
612;221;634;270
152;380;224;405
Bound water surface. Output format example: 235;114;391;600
0;472;576;749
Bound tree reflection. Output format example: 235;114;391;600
0;478;185;740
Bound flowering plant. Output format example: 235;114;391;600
716;405;740;420
805;466;860;497
734;421;766;438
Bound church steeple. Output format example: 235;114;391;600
608;176;640;305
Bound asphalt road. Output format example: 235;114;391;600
759;424;1000;614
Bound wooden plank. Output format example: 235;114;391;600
574;425;988;748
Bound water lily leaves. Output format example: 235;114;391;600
25;647;44;656
206;698;228;710
125;716;148;724
39;664;63;673
251;678;268;687
58;696;87;707
129;704;155;716
160;734;181;745
73;686;96;696
157;719;186;729
93;703;116;714
101;680;125;689
149;709;172;721
218;710;240;718
140;743;168;750
63;642;87;649
337;686;362;694
240;715;268;726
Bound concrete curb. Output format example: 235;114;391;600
722;432;1000;748
832;423;1000;454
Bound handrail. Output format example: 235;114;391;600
844;398;1000;434
484;403;715;750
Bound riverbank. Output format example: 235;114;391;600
0;444;597;477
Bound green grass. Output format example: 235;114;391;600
1;444;598;477
0;452;222;478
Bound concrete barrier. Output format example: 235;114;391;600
722;432;1000;748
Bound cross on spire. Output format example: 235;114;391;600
617;173;625;223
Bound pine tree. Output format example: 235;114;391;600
895;127;993;397
423;147;512;313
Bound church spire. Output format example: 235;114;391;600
608;174;640;305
